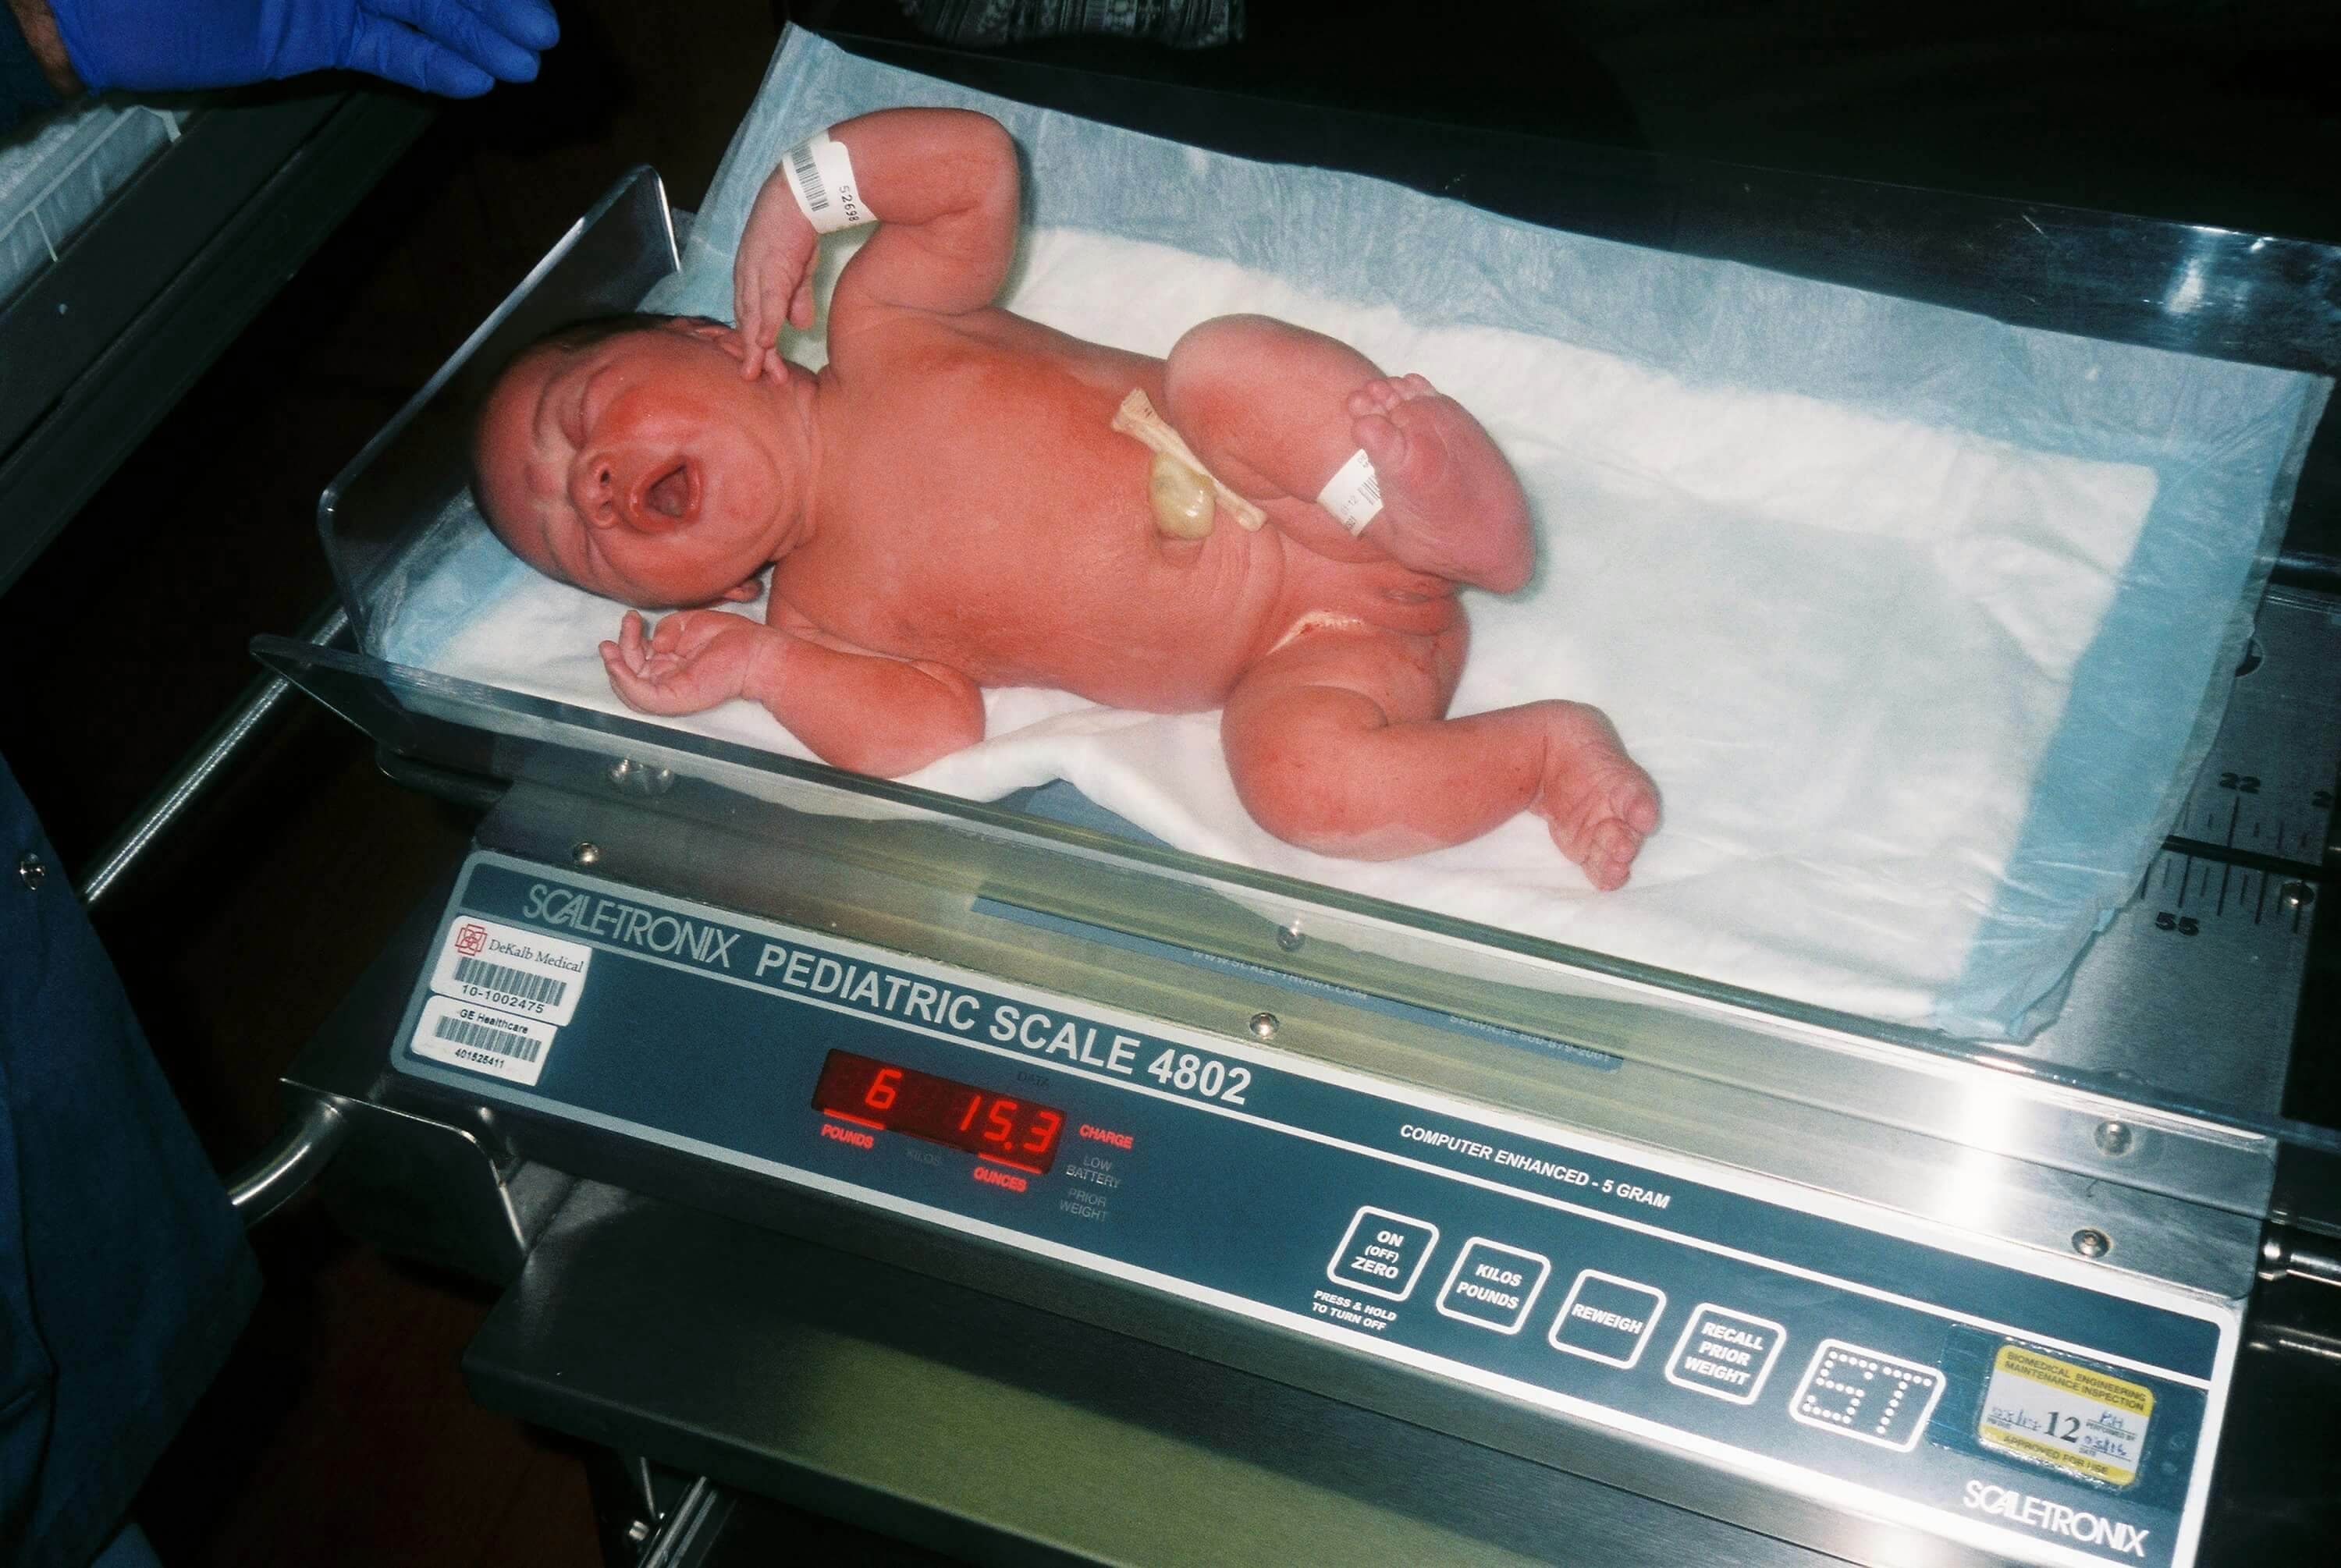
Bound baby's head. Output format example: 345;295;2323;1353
471;314;805;608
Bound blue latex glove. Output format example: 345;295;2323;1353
47;0;559;98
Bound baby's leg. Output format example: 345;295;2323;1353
1222;622;1658;886
1161;314;1534;593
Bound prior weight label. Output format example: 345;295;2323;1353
1978;1345;2153;1488
429;917;591;1024
411;995;557;1087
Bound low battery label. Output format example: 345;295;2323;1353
410;995;558;1087
428;916;591;1024
1979;1345;2154;1488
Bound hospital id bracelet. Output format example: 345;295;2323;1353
783;130;870;233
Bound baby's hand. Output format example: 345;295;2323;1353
600;609;773;715
734;165;822;381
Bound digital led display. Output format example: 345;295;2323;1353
812;1049;1065;1173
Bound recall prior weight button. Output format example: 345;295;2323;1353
1548;1269;1667;1368
1435;1239;1551;1334
1327;1207;1440;1301
1664;1304;1787;1404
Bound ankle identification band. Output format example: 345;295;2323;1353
784;130;870;233
1317;449;1384;534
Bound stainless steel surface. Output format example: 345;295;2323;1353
81;601;348;910
469;782;2271;1299
274;887;574;1283
2025;844;2316;1121
247;623;2331;1176
225;1095;349;1224
468;1183;1850;1568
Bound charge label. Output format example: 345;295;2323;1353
1978;1345;2153;1488
429;916;591;1024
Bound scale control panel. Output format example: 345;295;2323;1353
396;853;2237;1568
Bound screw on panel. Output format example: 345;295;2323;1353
626;1519;651;1544
572;841;602;867
16;852;44;890
2093;1121;2133;1158
2071;1228;2112;1259
1249;1011;1280;1041
1276;921;1305;953
2279;881;2314;910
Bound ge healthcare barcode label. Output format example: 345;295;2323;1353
410;995;557;1087
428;917;591;1024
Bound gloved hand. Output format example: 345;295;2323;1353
46;0;559;98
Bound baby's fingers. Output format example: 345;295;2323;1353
790;276;815;332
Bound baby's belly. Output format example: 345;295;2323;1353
785;496;1288;712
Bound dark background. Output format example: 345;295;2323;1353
0;1;2333;1562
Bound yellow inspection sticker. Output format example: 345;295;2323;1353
1977;1345;2153;1487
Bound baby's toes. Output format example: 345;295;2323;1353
1397;372;1436;400
1582;818;1643;891
1352;410;1409;474
1613;772;1661;835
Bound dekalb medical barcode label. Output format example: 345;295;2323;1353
1977;1344;2154;1488
411;995;557;1087
429;917;591;1025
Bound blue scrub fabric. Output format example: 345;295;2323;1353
2;754;258;1567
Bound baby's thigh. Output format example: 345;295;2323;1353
1224;619;1467;741
1160;314;1381;498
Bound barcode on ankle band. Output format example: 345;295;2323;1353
428;917;591;1025
791;139;828;214
410;995;556;1086
1317;449;1384;535
784;131;870;234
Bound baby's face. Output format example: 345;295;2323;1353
474;319;803;607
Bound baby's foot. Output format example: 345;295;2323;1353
1345;374;1534;594
1529;701;1661;891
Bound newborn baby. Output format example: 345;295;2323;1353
473;108;1659;886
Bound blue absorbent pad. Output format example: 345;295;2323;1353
389;30;2328;1040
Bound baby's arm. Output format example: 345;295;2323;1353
734;107;1019;376
600;610;985;778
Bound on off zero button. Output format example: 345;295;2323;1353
1327;1207;1440;1301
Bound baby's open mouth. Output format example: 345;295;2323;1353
640;459;698;525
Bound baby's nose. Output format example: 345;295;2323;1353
572;452;624;529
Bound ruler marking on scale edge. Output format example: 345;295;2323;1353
2174;855;2190;909
2162;834;2324;880
2216;863;2232;916
2251;871;2267;925
2226;795;2240;848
